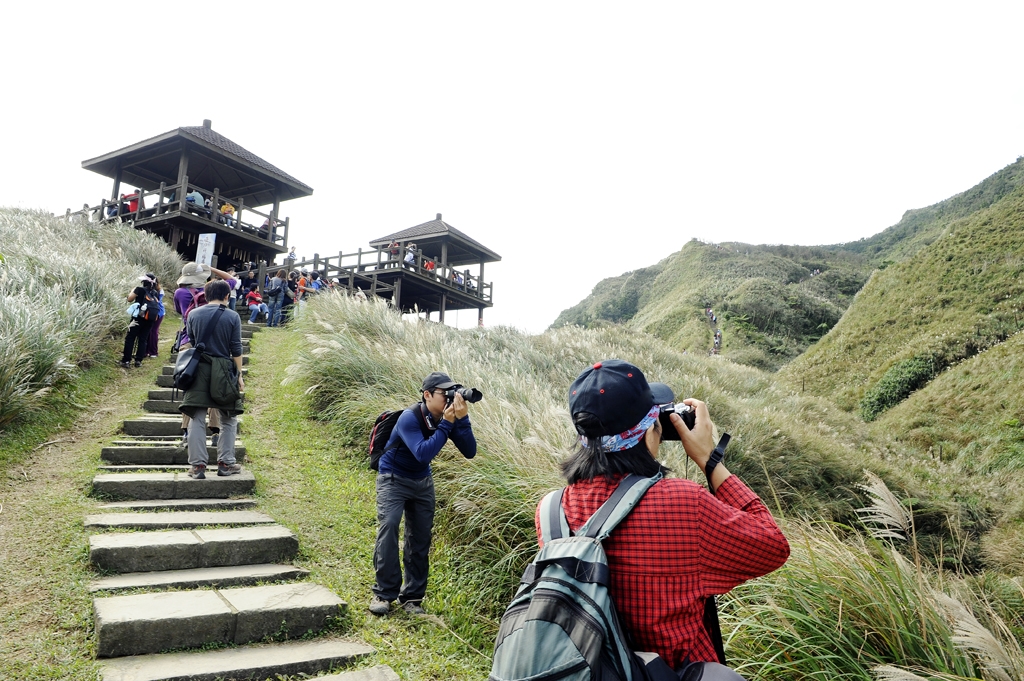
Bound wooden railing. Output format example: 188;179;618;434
63;177;289;248
288;245;493;304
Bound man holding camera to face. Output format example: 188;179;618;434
369;371;479;616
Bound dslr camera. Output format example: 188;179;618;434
658;402;696;441
444;386;483;405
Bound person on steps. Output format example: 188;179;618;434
178;279;245;479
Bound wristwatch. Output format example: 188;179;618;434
704;433;730;494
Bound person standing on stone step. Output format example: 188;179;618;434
179;278;245;480
369;371;477;617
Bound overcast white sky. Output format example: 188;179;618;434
2;2;1022;332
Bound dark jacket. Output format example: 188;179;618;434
378;406;476;479
179;354;244;416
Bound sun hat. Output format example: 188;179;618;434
422;371;458;392
569;359;679;437
177;262;211;286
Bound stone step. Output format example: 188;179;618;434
160;366;248;377
99;465;192;473
122;416;183;437
92;470;256;500
156;372;246;387
85;511;275;530
149;389;247;401
320;665;402;681
90;524;298;573
143;400;183;414
94;582;345;657
90;563;309;593
97;499;257;512
98;638;372;681
102;444;247;465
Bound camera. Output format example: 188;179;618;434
658;402;695;440
444;386;483;405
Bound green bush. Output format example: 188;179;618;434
860;356;937;421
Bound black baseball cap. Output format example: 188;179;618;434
422;371;458;392
569;359;659;436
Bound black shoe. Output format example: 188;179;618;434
119;360;131;368
211;433;220;447
133;361;142;368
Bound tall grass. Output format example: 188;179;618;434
0;208;182;427
286;295;1021;660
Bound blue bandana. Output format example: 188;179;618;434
581;405;660;453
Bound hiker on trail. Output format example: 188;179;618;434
245;284;270;324
121;275;159;367
280;270;299;324
549;359;789;679
265;268;288;327
174;263;238;447
179;278;245;480
287;246;297;264
369;371;478;617
144;274;165;358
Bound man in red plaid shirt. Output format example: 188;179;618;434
538;359;790;680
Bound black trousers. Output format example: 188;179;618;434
122;319;154;362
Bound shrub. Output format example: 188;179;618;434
861;356;937;421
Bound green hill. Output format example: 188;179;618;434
780;183;1024;417
552;241;872;370
553;158;1024;375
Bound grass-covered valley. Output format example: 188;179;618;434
2;150;1024;681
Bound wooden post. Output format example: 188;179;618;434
479;262;485;299
157;182;165;215
370;273;378;296
393;277;402;310
283;217;290;247
212;188;220;224
478;307;484;326
176;147;189;200
257;262;267;293
439;293;447;323
180;175;188;212
111;164;122;201
441;242;448;267
238;197;245;231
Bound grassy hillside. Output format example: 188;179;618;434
553;241;871;370
780;184;1024;417
553;158;1024;373
289;295;1024;680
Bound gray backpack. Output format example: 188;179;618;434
489;474;677;681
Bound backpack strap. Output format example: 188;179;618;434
577;472;662;540
538;489;570;543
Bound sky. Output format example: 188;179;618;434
2;2;1022;333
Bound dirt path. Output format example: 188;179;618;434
0;354;172;680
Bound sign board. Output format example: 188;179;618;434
196;234;217;266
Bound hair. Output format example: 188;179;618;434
141;279;153;290
559;411;669;484
276;269;287;278
204;279;230;302
249;283;259;291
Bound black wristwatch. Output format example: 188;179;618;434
704;433;730;494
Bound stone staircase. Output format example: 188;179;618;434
87;321;392;681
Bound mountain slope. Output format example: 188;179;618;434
779;184;1024;413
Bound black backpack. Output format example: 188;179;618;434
368;403;430;471
136;289;160;322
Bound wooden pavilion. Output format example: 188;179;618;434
75;120;312;267
294;213;500;324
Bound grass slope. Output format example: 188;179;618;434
780;184;1024;415
552;158;1024;373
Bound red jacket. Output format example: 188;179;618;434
536;474;789;669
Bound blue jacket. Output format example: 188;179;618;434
379;406;476;479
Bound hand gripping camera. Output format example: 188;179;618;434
444;386;483;405
658;402;696;441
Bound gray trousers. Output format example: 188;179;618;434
187;407;238;467
372;473;435;603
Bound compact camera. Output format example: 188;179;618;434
444;386;483;405
658;402;695;440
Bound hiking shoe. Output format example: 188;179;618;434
133;360;142;368
118;360;131;368
401;601;426;615
217;461;242;476
187;465;206;479
210;432;220;447
369;596;391;616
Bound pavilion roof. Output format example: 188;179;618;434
82;123;313;206
369;215;501;266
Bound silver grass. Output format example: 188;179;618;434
857;469;912;541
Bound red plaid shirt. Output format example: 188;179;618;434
536;474;789;669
